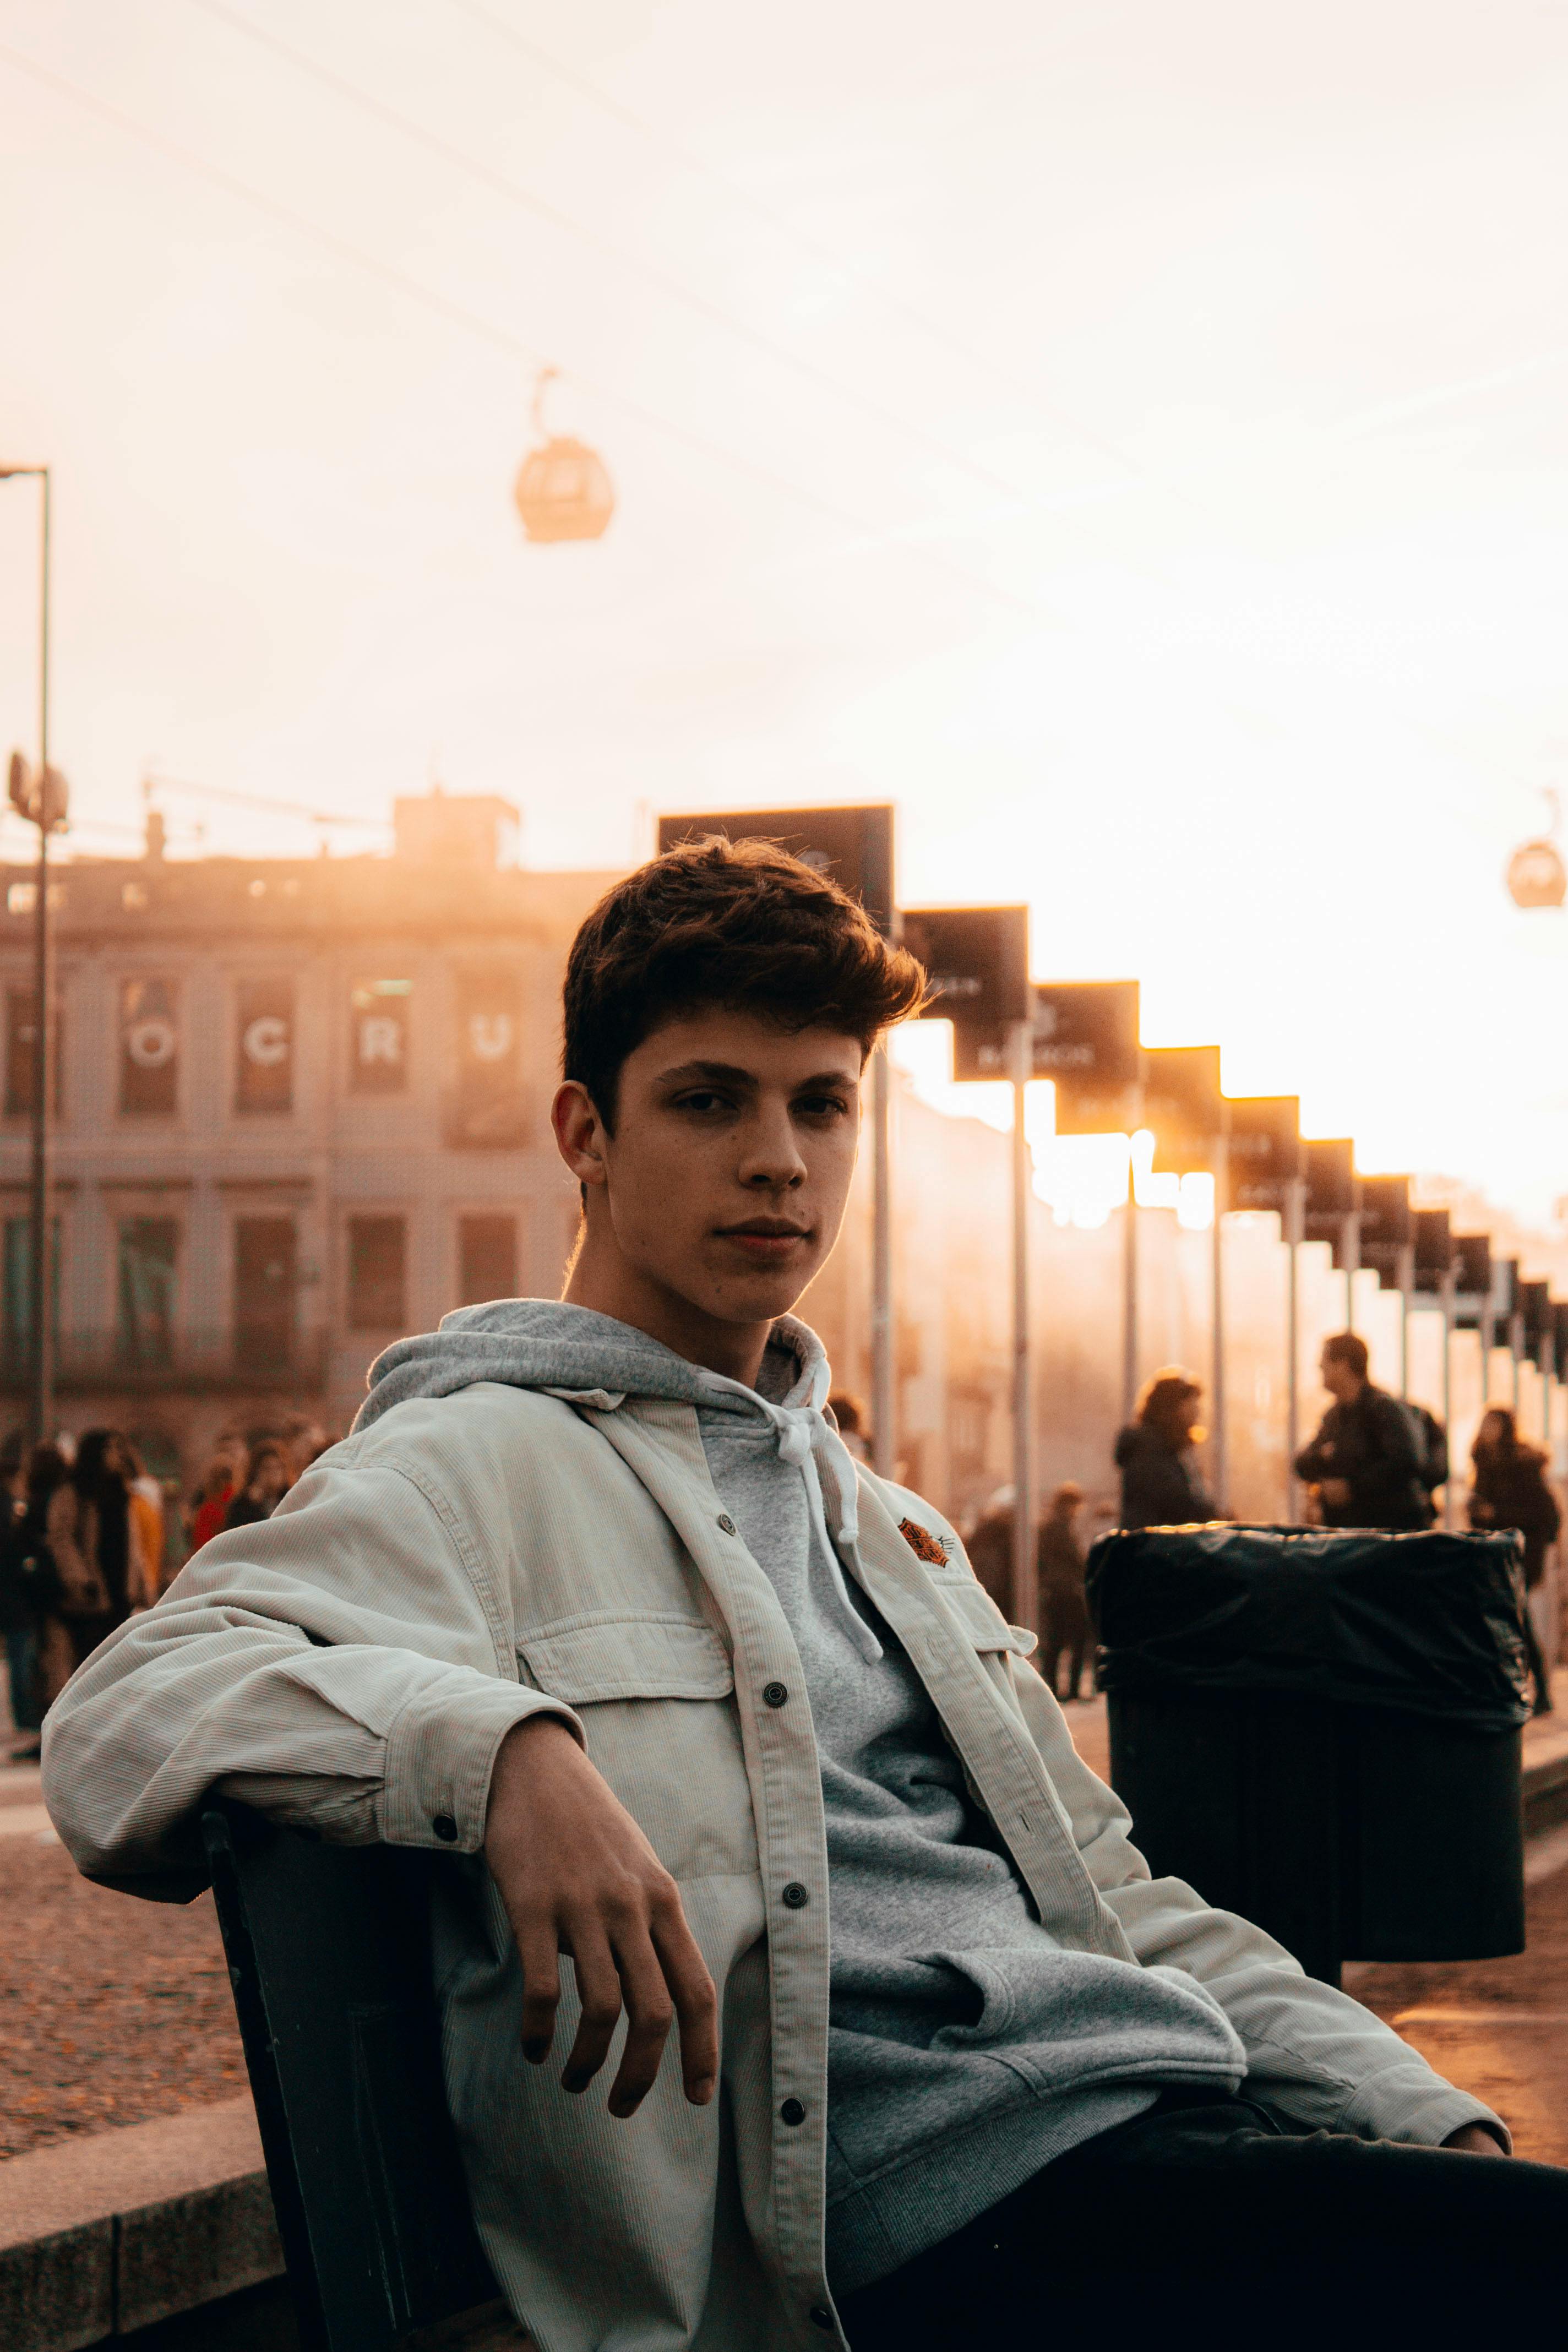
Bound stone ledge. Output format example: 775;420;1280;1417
0;2098;281;2352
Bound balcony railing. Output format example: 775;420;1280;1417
0;1330;331;1397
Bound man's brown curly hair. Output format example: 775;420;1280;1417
562;836;927;1126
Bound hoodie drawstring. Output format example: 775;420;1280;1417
699;1365;884;1665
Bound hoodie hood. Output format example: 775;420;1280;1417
356;1296;825;1428
356;1297;883;1663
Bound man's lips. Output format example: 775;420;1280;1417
716;1222;812;1257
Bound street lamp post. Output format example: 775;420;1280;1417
1;464;62;1446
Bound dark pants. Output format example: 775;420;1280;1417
839;2090;1568;2348
5;1621;41;1733
1522;1583;1553;1712
1039;1588;1089;1702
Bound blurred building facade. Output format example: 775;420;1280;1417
0;792;602;1477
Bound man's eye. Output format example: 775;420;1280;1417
675;1090;732;1114
796;1094;850;1118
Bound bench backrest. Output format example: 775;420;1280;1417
202;1801;501;2352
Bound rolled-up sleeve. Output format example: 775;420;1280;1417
40;1454;579;1896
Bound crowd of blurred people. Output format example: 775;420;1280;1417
0;1411;336;1756
957;1336;1564;1713
4;1346;1563;1749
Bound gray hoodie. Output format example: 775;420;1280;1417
360;1301;1244;2295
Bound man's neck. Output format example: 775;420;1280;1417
563;1235;775;1389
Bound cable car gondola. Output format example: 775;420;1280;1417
1505;788;1566;909
513;368;614;545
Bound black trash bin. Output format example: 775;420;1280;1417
1085;1525;1531;1986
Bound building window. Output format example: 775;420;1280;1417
117;1218;178;1366
457;1213;517;1307
349;977;411;1095
2;1215;60;1373
446;972;526;1146
347;1215;407;1331
233;1216;296;1374
119;979;179;1116
235;979;294;1115
5;988;62;1118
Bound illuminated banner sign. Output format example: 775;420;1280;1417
958;977;1142;1109
350;977;411;1096
1357;1174;1413;1288
1521;1279;1552;1354
1451;1233;1493;1329
448;971;527;1147
903;906;1030;1040
1413;1207;1455;1292
1145;1044;1221;1172
119;978;178;1117
1225;1095;1302;1210
234;977;293;1115
1303;1138;1360;1267
657;804;894;936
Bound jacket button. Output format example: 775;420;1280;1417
780;2097;806;2126
781;1881;809;1909
717;1513;737;1536
763;1680;789;1708
809;2309;834;2331
432;1815;459;1844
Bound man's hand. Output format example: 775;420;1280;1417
1320;1478;1352;1508
483;1715;718;2120
1442;2124;1507;2157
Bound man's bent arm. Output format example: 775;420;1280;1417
42;1455;579;1894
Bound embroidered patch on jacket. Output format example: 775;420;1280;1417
899;1516;948;1567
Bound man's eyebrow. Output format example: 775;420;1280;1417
655;1060;759;1088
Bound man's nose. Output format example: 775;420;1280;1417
738;1106;807;1189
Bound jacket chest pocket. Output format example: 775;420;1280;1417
515;1614;759;1884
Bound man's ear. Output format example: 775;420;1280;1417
552;1080;609;1192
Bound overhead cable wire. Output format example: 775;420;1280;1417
0;37;1053;625
184;0;1093;526
445;0;1170;497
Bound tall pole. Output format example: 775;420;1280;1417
1009;1021;1036;1632
1121;1088;1144;1426
2;466;54;1449
1397;1244;1414;1400
1210;1123;1228;1513
1441;1270;1456;1530
869;1038;894;1478
1341;1209;1359;1332
1510;1311;1523;1414
1285;1178;1304;1522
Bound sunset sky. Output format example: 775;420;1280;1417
3;1;1568;1217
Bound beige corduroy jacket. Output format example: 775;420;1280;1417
41;1382;1502;2352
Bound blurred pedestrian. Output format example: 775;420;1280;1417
223;1440;292;1531
279;1413;329;1483
966;1487;1017;1613
30;1440;112;1705
1294;1334;1431;1531
1114;1369;1218;1529
0;1431;40;1753
123;1441;168;1600
1469;1406;1560;1717
187;1433;247;1552
75;1429;155;1618
828;1393;870;1463
1037;1482;1091;1702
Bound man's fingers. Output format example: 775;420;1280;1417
651;1899;720;2105
606;1929;678;2118
514;1913;562;2065
560;1928;624;2093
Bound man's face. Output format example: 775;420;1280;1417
567;1008;863;1330
1321;1351;1359;1402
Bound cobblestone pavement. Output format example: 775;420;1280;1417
0;1765;246;2160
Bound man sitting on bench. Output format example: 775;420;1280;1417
43;840;1567;2349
